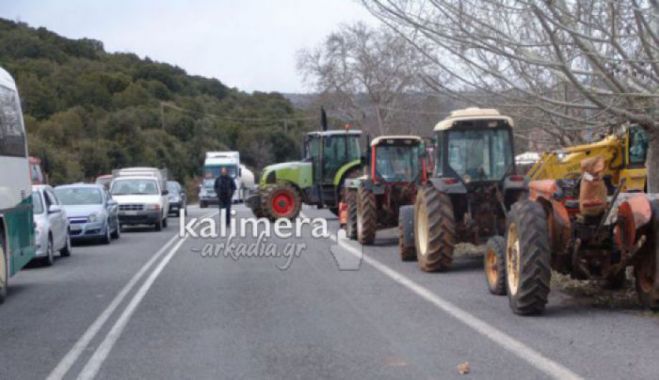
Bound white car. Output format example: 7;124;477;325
32;185;72;266
110;176;169;231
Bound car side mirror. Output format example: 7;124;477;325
48;205;62;214
162;190;169;196
107;199;117;207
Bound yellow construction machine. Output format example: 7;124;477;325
527;125;648;192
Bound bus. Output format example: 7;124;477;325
0;66;36;303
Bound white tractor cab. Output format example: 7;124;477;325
110;167;170;231
199;151;243;207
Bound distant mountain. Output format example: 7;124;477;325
0;18;309;186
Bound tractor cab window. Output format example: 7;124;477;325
322;134;361;181
375;144;422;182
629;126;648;166
447;128;513;182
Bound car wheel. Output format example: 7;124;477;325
111;217;121;239
101;221;112;244
44;236;54;266
60;233;72;257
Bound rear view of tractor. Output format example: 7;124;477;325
408;108;527;277
503;155;659;315
343;136;427;259
246;110;362;220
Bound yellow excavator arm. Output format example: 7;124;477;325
526;128;647;192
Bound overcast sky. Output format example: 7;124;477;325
1;0;378;93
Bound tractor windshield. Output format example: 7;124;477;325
375;144;422;182
322;134;361;182
446;128;513;182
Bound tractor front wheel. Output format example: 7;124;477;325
345;190;358;240
505;200;551;315
356;187;377;245
262;184;302;220
414;185;454;272
484;236;506;295
398;205;415;261
634;199;659;310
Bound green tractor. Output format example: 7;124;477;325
343;135;427;259
246;117;363;220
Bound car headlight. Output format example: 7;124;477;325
88;212;100;223
144;204;161;211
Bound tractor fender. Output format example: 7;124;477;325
534;195;571;256
333;160;362;187
428;177;467;194
614;194;653;252
529;179;558;202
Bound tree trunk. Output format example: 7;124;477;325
646;130;659;193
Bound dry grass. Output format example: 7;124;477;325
550;269;641;310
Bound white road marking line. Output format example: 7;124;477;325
45;233;180;380
332;234;583;380
75;210;218;379
47;211;217;380
76;237;188;380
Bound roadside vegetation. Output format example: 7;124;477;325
0;18;311;187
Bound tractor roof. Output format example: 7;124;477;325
370;135;422;146
307;130;362;137
433;107;514;131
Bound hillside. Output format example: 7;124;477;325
0;18;310;185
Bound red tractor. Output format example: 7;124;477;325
343;135;428;259
501;155;659;314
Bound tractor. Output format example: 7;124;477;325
246;112;362;220
343;135;427;260
501;155;659;315
402;108;528;278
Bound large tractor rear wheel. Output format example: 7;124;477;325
357;187;377;245
345;190;358;240
398;205;415;261
505;200;551;315
634;200;659;310
484;236;506;295
262;184;302;220
414;185;454;272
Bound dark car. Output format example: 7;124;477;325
167;181;187;216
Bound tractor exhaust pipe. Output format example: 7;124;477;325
321;107;328;131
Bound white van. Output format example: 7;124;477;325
0;66;37;302
110;168;170;231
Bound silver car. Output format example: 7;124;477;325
54;184;120;244
32;185;72;266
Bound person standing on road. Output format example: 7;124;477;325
214;167;236;225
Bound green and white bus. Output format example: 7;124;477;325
0;66;36;303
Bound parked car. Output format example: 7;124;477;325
32;185;71;266
95;174;113;190
166;181;187;216
54;184;120;244
110;173;169;231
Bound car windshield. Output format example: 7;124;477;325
166;181;180;193
111;179;159;195
375;144;422;182
204;165;237;179
445;128;513;181
32;191;44;214
55;187;103;205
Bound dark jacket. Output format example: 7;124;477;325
214;174;236;203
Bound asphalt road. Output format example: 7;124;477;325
1;204;658;380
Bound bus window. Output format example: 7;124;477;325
0;85;27;157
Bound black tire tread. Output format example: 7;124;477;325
507;200;551;315
415;185;455;272
357;186;377;245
